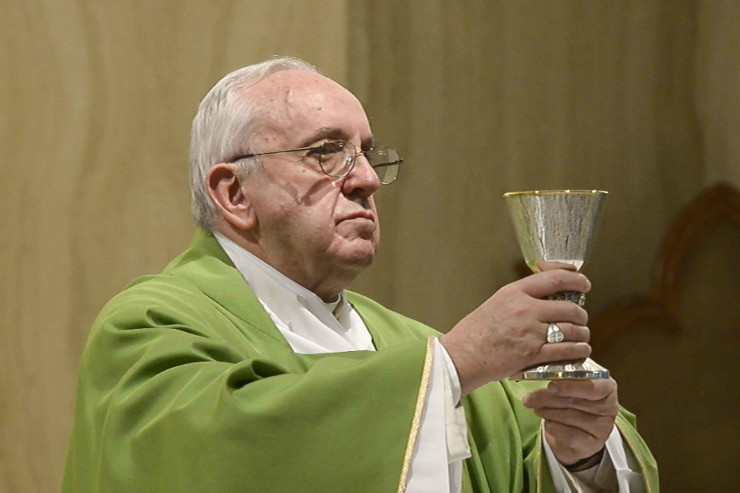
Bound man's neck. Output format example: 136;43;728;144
212;223;348;302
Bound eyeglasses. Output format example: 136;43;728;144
229;139;402;185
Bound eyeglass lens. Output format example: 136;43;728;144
317;140;400;184
367;148;400;184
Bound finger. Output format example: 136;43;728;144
534;408;615;439
533;299;589;326
539;321;590;343
547;378;617;401
534;342;592;366
544;421;606;463
534;261;578;272
516;270;591;299
545;323;590;343
522;389;617;417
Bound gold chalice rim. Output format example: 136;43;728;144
502;189;608;198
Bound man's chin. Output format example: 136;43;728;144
345;250;376;269
335;241;377;270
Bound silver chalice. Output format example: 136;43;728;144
503;190;610;380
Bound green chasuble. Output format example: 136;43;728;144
63;230;658;492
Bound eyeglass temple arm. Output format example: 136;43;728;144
371;159;403;169
233;146;316;161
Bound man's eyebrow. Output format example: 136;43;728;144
300;127;376;149
361;136;376;150
300;127;346;147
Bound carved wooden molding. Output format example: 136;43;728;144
591;182;740;351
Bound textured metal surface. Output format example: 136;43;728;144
546;323;565;343
504;190;610;380
550;290;587;306
517;357;610;380
503;190;608;272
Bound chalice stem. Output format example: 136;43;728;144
550;290;586;307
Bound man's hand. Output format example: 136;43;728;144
522;378;619;467
440;267;592;395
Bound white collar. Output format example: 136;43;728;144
213;231;374;354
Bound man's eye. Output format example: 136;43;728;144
315;141;345;155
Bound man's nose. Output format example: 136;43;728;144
341;154;380;197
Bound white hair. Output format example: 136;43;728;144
189;56;318;230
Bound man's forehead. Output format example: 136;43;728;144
245;70;370;144
247;70;352;110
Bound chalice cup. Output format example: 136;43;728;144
503;190;610;380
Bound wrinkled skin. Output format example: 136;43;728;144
208;70;380;301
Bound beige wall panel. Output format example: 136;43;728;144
598;219;740;490
349;0;703;334
697;0;740;188
0;1;348;491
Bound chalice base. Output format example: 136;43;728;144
514;357;610;380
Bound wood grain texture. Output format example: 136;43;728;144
596;192;740;491
348;0;705;332
697;0;740;189
591;182;740;350
0;1;349;491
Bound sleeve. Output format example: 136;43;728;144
543;424;646;492
405;339;471;493
63;284;434;493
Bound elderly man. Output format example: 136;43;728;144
64;57;657;492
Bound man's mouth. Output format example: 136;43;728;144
339;211;375;223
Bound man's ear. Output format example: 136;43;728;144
206;163;257;231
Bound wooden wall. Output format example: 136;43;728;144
349;0;705;329
1;1;737;491
0;1;350;490
696;0;740;187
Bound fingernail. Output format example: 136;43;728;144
578;342;593;355
548;384;559;394
581;275;592;291
522;395;530;406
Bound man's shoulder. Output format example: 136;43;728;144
84;264;281;364
94;272;218;331
96;229;246;323
89;230;245;335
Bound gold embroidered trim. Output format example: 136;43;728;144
536;426;543;493
397;337;436;493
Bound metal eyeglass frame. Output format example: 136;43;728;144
228;139;402;184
